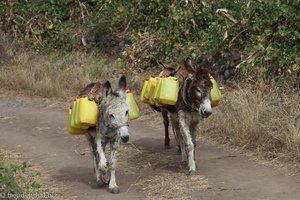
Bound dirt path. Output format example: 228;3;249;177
0;93;299;200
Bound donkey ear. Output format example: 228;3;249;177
119;75;127;90
197;56;210;72
118;75;126;98
196;67;211;81
103;81;112;97
183;57;196;74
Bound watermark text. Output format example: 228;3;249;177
0;192;56;199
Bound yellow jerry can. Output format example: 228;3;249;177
68;106;86;135
144;77;157;100
210;75;222;107
148;77;159;105
155;76;179;105
152;76;165;106
125;88;139;120
78;97;99;127
140;79;149;103
71;97;88;129
71;99;80;128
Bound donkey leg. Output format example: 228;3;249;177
108;139;120;194
190;120;199;148
86;132;103;186
162;110;170;148
178;111;196;174
171;114;187;163
179;137;187;166
95;134;110;184
190;120;199;166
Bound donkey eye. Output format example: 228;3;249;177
109;114;115;119
125;110;129;116
195;91;202;98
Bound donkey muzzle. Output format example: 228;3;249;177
201;109;212;118
118;126;129;143
200;98;212;118
121;135;129;143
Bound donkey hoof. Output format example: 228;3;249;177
164;144;170;149
109;187;120;194
187;170;196;176
96;179;105;187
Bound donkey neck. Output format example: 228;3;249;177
179;75;198;112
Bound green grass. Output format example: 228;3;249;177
0;161;24;194
0;150;64;200
0;155;42;196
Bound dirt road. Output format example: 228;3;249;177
0;93;299;200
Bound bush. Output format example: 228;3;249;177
102;0;299;78
1;0;299;78
0;0;101;48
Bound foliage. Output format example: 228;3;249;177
101;0;300;77
0;160;41;195
0;0;100;49
0;161;23;194
0;0;299;78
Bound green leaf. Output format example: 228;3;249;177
20;162;28;173
9;164;17;173
0;162;5;169
1;172;12;185
31;182;41;189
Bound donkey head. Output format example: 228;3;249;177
99;76;130;143
183;59;213;118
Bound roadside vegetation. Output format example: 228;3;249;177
0;0;299;171
202;83;300;168
0;150;63;199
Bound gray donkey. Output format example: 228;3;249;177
80;76;129;194
153;59;213;174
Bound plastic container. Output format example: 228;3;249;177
154;76;179;105
68;106;86;135
125;88;139;120
147;77;159;105
140;79;149;103
78;97;99;126
210;75;222;107
71;97;88;129
71;98;79;128
144;77;157;100
152;76;166;106
74;96;82;127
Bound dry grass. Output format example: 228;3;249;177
0;39;160;119
136;173;209;200
0;149;64;200
0;43;126;99
118;144;210;200
202;82;300;165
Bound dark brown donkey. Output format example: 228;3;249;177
152;59;213;174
